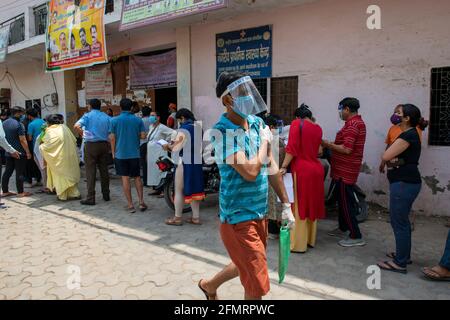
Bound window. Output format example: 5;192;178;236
430;67;450;146
252;78;268;104
105;0;114;14
270;76;299;124
8;15;25;45
34;4;47;36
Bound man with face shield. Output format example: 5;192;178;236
322;97;367;247
197;72;294;300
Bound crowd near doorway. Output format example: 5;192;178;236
154;87;177;125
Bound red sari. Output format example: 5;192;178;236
286;119;325;221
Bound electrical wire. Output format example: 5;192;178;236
5;71;31;99
51;73;58;97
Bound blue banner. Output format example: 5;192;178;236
216;25;272;79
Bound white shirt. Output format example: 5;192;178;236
0;120;18;154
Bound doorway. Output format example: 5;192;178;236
154;87;177;125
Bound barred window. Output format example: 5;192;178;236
430;67;450;146
34;4;47;36
7;15;25;45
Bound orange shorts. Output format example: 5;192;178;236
220;219;270;297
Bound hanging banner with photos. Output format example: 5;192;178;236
45;0;108;72
216;25;272;79
120;0;228;31
0;25;10;62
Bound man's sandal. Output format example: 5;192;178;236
165;216;183;226
377;260;407;274
421;267;450;282
186;217;202;225
198;279;217;300
124;206;136;214
386;252;412;265
2;192;16;197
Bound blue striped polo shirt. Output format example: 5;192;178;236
211;114;269;225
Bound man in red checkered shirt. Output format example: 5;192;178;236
322;97;367;247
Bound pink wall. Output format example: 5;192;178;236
190;0;450;216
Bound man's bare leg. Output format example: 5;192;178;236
200;262;239;299
121;176;133;208
134;176;145;205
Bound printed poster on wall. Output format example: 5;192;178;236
216;25;272;79
85;64;113;103
0;25;10;62
120;0;228;31
45;0;108;72
129;50;177;89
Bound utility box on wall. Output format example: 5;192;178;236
0;88;11;98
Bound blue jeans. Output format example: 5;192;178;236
439;230;450;270
389;181;421;268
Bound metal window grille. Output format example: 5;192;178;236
253;78;268;104
430;67;450;146
34;4;48;36
6;15;25;45
270;76;299;124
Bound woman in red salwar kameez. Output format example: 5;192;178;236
280;105;326;253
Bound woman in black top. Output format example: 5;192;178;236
377;104;428;274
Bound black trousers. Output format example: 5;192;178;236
334;179;362;239
140;143;148;186
2;156;27;194
24;156;41;183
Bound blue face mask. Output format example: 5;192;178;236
149;116;157;124
233;96;255;119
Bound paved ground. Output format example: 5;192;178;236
0;172;449;300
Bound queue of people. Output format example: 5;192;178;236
0;71;448;302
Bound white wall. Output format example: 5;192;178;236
190;0;450;216
0;57;65;118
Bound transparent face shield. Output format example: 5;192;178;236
221;76;268;117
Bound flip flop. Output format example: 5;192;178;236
386;252;413;265
185;217;202;225
165;216;183;226
139;204;148;212
17;192;33;197
2;192;16;197
198;279;217;300
421;267;450;282
124;205;136;214
377;260;407;274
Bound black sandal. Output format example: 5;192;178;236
198;279;217;300
386;252;412;265
377;260;407;274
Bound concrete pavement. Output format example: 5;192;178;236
0;174;449;300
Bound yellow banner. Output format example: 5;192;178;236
45;0;108;72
